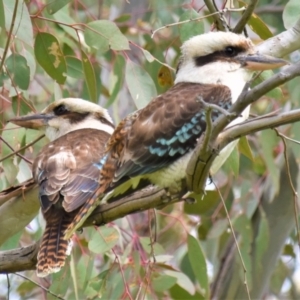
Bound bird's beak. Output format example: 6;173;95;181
10;113;53;130
237;53;288;71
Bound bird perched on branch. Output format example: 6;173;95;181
10;98;114;277
64;31;287;239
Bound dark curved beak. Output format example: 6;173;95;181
237;53;288;70
10;113;53;130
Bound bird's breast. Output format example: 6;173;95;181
146;151;192;192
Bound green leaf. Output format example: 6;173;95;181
170;284;205;300
233;214;253;288
66;56;84;79
34;32;67;84
253;70;283;100
12;96;32;117
3;0;33;46
114;14;131;23
253;208;269;274
238;136;254;161
184;190;219;215
283;244;295;258
142;48;155;63
52;6;78;40
88;227;119;254
50;267;71;298
207;219;228;239
164;270;195;295
81;50;97;102
84;20;129;54
248;13;273;40
88;270;109;297
283;0;300;29
179;9;204;42
139;237;165;255
16;281;36;297
0;0;5;29
223;145;239;178
125;60;157;109
5;54;30;90
22;49;36;80
187;234;209;298
107;55;125;107
46;0;72;14
3;157;18;185
259;129;280;192
152;274;177;292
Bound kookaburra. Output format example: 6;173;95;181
64;31;287;239
10;98;114;277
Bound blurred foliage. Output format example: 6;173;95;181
0;0;300;299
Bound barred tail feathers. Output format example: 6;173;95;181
37;209;75;277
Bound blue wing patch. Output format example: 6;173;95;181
149;111;205;157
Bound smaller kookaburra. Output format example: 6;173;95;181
10;98;114;277
64;31;287;239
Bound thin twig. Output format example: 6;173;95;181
111;249;134;300
0;0;19;73
0;136;32;165
14;273;65;300
0;134;45;163
6;274;10;300
274;129;300;249
151;8;245;38
213;181;251;300
203;0;227;31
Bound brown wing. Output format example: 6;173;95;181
33;128;110;213
108;82;232;182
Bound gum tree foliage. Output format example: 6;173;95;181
0;0;300;299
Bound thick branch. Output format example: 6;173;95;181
0;185;185;273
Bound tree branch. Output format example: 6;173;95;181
234;0;259;33
0;186;185;273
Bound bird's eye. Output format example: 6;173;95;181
224;46;237;57
54;105;68;116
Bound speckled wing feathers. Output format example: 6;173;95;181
111;82;232;183
35;128;110;277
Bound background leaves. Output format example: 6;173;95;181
0;1;300;299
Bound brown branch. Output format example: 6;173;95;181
234;0;259;33
0;134;45;163
0;136;32;165
203;0;227;31
0;185;185;273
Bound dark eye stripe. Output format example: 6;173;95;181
194;46;245;67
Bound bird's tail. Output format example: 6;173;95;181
37;208;75;277
63;187;105;240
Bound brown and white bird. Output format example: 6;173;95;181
64;31;287;239
10;98;114;277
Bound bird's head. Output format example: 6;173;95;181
10;98;114;141
175;31;288;98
